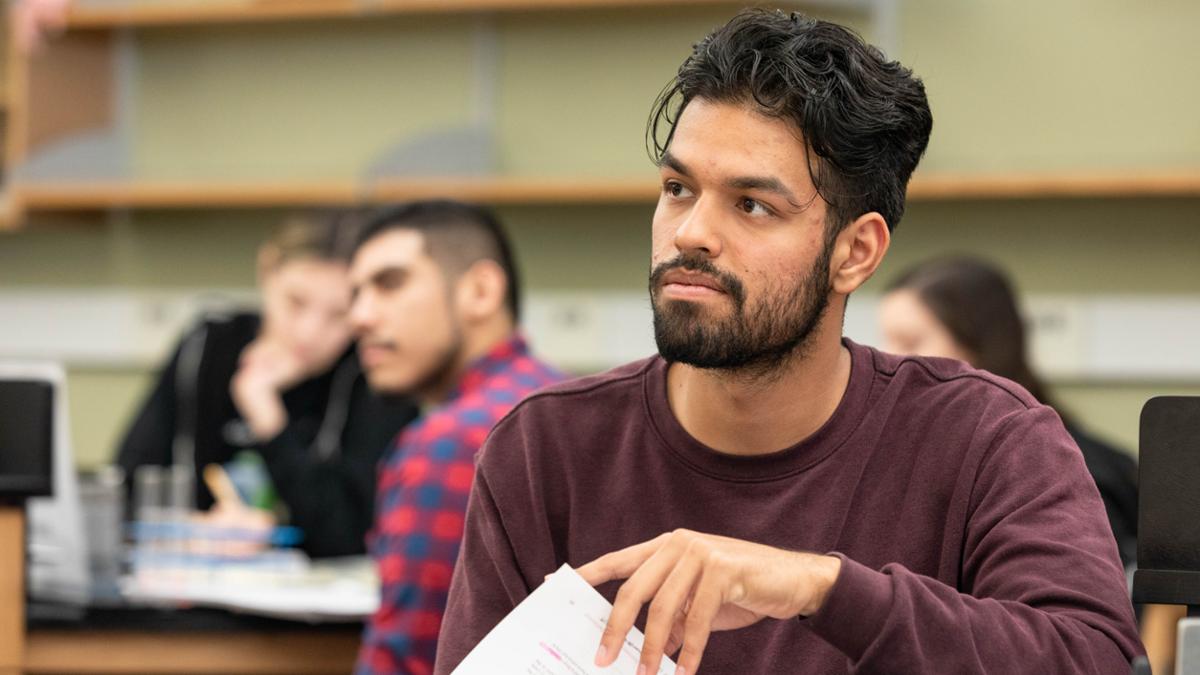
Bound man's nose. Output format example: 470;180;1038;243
672;195;724;259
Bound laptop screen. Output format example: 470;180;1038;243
0;378;54;498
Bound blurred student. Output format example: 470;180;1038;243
116;212;418;558
879;255;1138;568
349;200;562;675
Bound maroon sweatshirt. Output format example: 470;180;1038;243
435;340;1142;674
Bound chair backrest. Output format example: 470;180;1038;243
1133;396;1200;607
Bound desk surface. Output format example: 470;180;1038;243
2;506;363;675
25;607;361;674
25;628;359;674
26;608;360;674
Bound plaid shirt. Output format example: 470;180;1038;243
356;335;562;675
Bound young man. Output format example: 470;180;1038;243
349;200;562;675
435;10;1142;675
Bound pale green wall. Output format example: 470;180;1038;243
134;18;478;179
902;0;1200;172
1051;383;1200;457
2;1;1199;466
66;368;155;469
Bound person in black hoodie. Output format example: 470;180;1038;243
116;212;418;558
878;256;1139;570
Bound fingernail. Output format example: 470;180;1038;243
675;668;687;675
594;645;607;665
637;666;647;675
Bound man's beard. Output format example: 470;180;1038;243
412;322;465;399
650;246;833;375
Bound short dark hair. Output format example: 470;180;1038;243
649;9;933;235
355;200;521;320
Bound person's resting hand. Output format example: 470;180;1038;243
577;529;842;675
191;464;276;557
230;337;307;440
190;499;276;557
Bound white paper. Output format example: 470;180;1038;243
122;554;379;622
454;565;676;675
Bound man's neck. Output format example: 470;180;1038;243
665;326;852;457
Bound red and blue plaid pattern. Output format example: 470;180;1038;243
356;336;562;674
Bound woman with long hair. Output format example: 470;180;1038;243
878;256;1138;569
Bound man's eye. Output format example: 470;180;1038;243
664;180;693;198
739;197;771;216
377;272;406;291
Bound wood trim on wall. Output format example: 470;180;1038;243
9;171;1200;215
63;0;816;29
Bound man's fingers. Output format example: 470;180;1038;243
664;618;686;659
638;550;702;673
594;581;651;667
577;533;669;587
592;531;699;667
673;572;723;675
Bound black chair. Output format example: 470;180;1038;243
1133;396;1200;616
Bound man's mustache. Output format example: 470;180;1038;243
649;254;746;306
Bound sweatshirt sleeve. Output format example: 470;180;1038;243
806;405;1143;674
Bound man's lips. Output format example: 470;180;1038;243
358;342;396;366
660;270;727;299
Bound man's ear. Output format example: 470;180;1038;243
829;212;890;296
453;259;509;323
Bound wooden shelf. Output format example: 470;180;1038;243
370;176;659;204
9;176;660;212
8;172;1200;217
13;179;362;210
907;171;1200;200
64;0;821;29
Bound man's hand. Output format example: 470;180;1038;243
191;464;276;557
230;338;306;440
576;529;841;675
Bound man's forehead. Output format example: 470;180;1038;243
351;229;428;279
677;97;803;139
668;99;811;183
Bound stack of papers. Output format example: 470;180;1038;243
454;565;675;675
121;553;379;622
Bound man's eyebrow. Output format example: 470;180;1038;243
726;175;801;206
353;264;408;290
657;150;691;177
370;265;408;283
660;150;808;209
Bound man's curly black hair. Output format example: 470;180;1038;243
648;9;933;236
